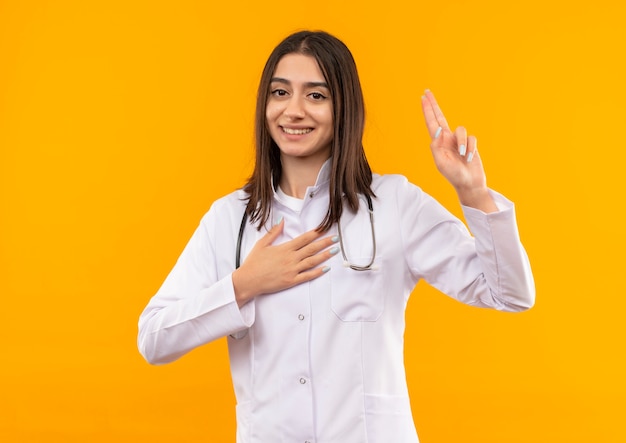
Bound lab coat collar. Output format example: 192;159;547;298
314;157;332;188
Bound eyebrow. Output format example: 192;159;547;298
270;77;330;89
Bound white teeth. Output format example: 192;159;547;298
282;127;312;135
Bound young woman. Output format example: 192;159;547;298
138;30;535;443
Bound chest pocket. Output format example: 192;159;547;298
330;256;385;321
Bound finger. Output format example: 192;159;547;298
296;244;339;273
295;234;340;262
425;90;450;130
466;135;477;163
292;264;331;286
421;90;450;136
288;228;325;251
258;217;284;246
421;95;440;138
455;126;468;157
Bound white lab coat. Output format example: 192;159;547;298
138;161;535;443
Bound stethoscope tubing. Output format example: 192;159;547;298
235;194;374;270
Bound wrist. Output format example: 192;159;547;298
232;268;257;308
456;186;498;213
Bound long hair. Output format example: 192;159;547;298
243;30;374;232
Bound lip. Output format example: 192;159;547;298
280;125;314;130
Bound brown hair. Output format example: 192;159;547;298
243;30;374;232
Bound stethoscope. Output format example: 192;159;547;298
236;194;376;271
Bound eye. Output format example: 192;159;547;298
271;89;288;97
309;92;327;101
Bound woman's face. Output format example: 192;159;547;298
266;53;334;164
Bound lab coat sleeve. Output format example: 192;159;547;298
459;192;536;310
398;178;535;311
137;202;255;365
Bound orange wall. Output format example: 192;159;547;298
1;1;625;442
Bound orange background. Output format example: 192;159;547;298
1;1;625;442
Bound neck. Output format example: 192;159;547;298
279;155;328;199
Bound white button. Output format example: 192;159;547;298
298;314;305;321
299;377;306;384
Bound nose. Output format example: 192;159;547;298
284;96;305;119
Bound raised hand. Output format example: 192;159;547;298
232;219;339;307
421;90;497;212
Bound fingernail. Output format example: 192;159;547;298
322;266;330;273
459;144;466;156
329;247;339;255
274;216;283;226
467;151;474;163
424;88;431;93
434;127;442;139
331;235;339;243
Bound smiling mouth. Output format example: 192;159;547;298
282;127;313;135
